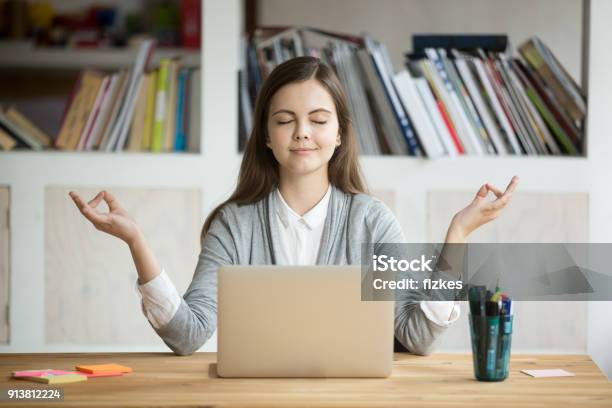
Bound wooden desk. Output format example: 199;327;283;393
1;353;610;407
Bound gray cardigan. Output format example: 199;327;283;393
153;185;452;356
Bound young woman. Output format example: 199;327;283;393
69;56;518;356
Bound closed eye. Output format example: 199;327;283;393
277;120;293;125
312;121;327;125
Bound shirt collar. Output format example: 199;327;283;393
275;184;332;230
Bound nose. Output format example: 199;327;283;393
293;121;311;141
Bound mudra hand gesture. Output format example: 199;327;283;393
446;176;519;242
69;190;141;246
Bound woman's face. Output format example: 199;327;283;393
266;78;341;178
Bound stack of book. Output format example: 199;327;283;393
1;39;201;153
240;28;586;157
55;40;201;153
0;106;52;151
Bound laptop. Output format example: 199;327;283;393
217;265;394;378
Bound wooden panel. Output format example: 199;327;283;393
426;191;589;352
1;353;610;407
0;187;9;343
45;187;201;345
427;191;589;243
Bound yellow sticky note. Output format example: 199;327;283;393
27;374;87;384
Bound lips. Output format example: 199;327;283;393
290;147;317;152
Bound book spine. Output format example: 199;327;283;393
55;72;84;149
371;41;420;155
180;0;201;48
413;78;458;157
454;56;508;155
426;48;483;155
77;76;110;151
142;70;158;151
163;60;179;151
472;57;522;155
519;40;584;124
393;70;445;158
509;59;562;155
0;111;42;149
174;69;187;151
442;50;494;154
152;59;170;152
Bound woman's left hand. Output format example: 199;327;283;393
445;176;519;243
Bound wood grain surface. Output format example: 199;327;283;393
1;353;610;407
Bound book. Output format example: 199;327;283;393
106;39;155;152
420;57;474;154
127;72;150;151
174;68;188;151
187;67;201;153
163;58;180;151
497;56;549;154
84;73;119;151
77;75;111;151
0;109;43;149
453;52;509;155
55;70;105;150
142;69;158;150
519;37;585;125
98;69;130;151
425;48;484;155
55;71;84;149
4;107;51;147
411;61;464;155
439;49;494;154
357;48;408;155
370;37;421;155
513;59;578;154
411;34;508;59
0;126;17;150
490;57;540;155
68;71;105;150
471;57;522;154
393;70;445;158
180;0;201;48
515;58;581;149
152;59;170;152
413;77;458;157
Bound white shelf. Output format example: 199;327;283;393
0;150;590;188
0;43;200;70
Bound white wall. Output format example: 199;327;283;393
585;0;612;381
258;0;584;82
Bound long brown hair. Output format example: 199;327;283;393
201;56;367;240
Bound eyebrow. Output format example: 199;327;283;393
271;108;332;116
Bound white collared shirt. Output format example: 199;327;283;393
137;186;460;329
274;185;331;265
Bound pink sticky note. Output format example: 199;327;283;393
13;369;78;378
520;369;575;378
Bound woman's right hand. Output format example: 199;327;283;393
69;190;142;246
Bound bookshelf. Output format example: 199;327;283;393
1;0;611;379
0;43;200;70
